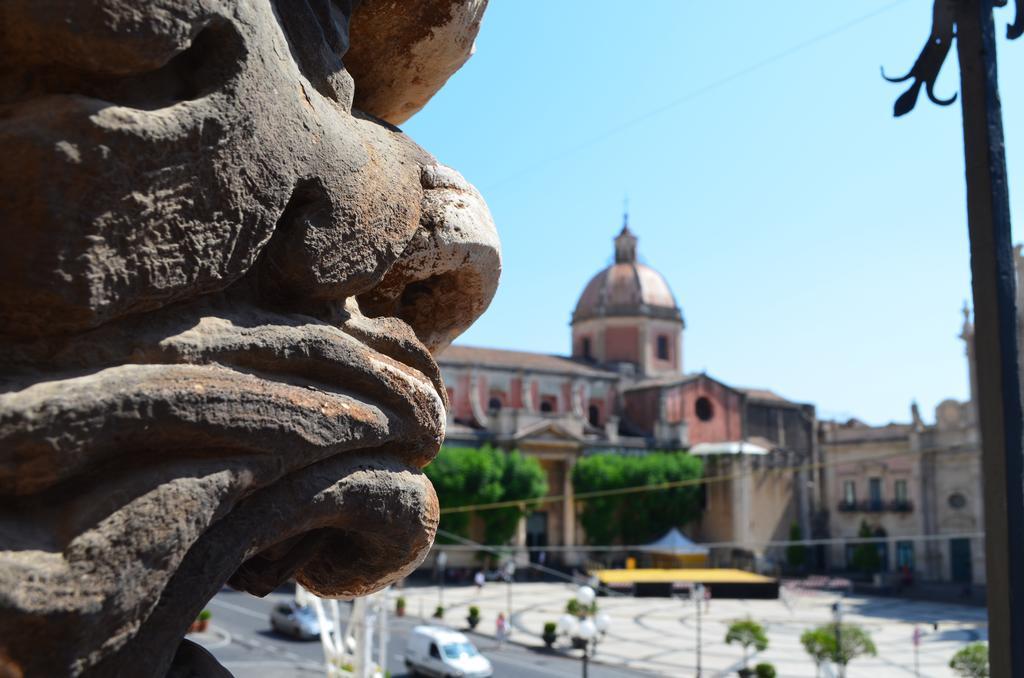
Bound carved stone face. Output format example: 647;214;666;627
0;1;497;675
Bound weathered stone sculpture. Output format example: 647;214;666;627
0;1;497;675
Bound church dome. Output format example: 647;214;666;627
572;225;683;324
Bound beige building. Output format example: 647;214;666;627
820;305;986;588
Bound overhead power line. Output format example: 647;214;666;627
484;0;914;190
432;531;986;553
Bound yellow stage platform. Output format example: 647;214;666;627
594;568;779;599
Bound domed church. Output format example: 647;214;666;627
571;223;684;377
437;217;817;569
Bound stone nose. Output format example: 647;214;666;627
357;164;501;353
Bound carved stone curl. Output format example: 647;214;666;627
0;1;498;676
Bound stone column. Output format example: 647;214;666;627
563;455;577;563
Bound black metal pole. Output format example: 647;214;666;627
954;2;1024;676
582;642;589;678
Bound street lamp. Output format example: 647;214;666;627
504;560;516;626
832;601;843;678
567;585;609;678
690;583;705;677
436;551;448;612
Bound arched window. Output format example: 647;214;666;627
588;404;600;427
656;335;670;361
695;396;714;422
582;337;593;360
488;397;502;412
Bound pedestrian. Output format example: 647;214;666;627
496;612;508;648
704;585;712;613
474;569;485;592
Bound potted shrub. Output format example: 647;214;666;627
565;599;582;617
542;622;558;648
754;663;776;678
395;596;406;617
192;609;212;633
725;619;768;676
433;605;444;620
467;606;481;630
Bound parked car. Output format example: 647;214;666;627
269;602;332;640
404;625;493;678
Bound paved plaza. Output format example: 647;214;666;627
398;580;988;677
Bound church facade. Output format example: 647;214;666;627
437;222;820;568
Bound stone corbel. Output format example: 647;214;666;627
468;369;488;427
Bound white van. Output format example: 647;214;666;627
404;625;493;678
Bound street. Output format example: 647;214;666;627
197;586;651;678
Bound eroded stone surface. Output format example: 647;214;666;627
0;2;498;676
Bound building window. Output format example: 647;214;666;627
948;492;967;510
896;541;915;572
843;480;856;506
894;479;908;503
695;396;714;421
487;397;502;412
869;477;883;510
656;335;670;360
539;398;555;413
588;404;600;427
582;337;592;360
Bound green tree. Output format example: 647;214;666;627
786;521;807;571
800;628;835;677
424;446;547;547
481;449;548;545
725;619;769;670
801;623;876;677
832;623;876;675
949;643;989;678
850;520;882;575
572;451;703;544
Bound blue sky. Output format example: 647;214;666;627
403;0;1024;425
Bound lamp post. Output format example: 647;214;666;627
832;601;844;678
560;585;610;678
691;583;705;677
436;551;448;613
504;560;516;624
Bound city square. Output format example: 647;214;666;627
397;580;988;677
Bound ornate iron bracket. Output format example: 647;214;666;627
884;0;1021;117
1010;0;1024;38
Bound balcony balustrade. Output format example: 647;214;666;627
837;499;913;513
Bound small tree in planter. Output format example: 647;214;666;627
395;597;406;617
949;642;989;677
725;619;768;675
542;622;558;648
754;663;776;678
800;628;834;677
433;605;444;620
189;609;212;633
466;606;481;630
832;623;876;676
801;623;875;677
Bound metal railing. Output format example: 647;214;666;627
836;499;913;513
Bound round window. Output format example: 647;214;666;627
948;492;967;510
695;396;714;422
